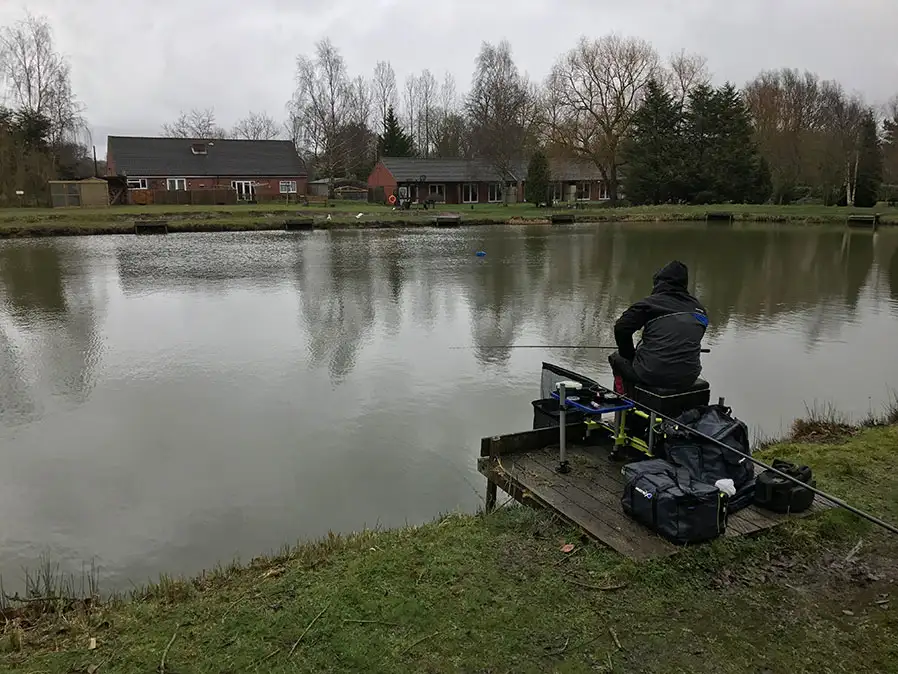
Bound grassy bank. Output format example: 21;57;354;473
3;421;897;673
0;202;896;237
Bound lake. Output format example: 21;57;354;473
1;223;897;591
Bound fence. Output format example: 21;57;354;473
127;189;305;206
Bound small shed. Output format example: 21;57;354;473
48;178;110;208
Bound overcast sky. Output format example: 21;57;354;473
1;0;896;154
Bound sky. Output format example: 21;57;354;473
0;0;896;155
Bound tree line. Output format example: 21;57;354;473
1;9;896;207
0;13;95;205
286;35;894;207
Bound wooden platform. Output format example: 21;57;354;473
477;425;832;560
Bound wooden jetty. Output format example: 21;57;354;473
435;214;462;227
705;211;734;223
477;424;831;561
846;214;879;231
285;218;314;231
133;220;168;235
550;213;576;224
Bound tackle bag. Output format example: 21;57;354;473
621;459;728;545
661;404;755;513
754;460;816;514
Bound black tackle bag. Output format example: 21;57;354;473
621;459;728;545
661;404;755;512
754;459;816;514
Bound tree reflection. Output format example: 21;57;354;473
456;225;880;369
296;231;377;383
0;240;106;413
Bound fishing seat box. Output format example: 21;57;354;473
532;398;587;430
754;460;816;513
630;378;711;417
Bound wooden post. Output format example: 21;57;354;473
485;479;497;512
484;436;499;513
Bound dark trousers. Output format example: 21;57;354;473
608;352;643;394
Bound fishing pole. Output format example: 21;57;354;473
601;385;898;536
453;345;712;352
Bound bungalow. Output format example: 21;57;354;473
366;156;608;205
105;136;308;204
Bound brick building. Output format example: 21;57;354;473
105;136;307;204
367;157;608;205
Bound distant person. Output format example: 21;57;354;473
609;260;708;394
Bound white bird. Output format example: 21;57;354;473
326;213;332;220
356;213;363;219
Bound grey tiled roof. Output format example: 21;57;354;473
379;157;602;182
107;136;307;177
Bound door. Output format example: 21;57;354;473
232;180;255;201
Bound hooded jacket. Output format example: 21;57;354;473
613;260;708;389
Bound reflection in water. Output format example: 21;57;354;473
0;225;897;592
0;240;107;419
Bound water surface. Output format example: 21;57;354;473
1;223;897;589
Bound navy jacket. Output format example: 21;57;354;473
613;260;708;389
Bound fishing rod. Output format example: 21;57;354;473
601;385;898;536
453;346;712;352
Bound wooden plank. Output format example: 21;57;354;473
540;446;632;499
479;424;586;457
517;453;676;559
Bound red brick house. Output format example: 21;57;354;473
105;136;308;204
367;157;608;205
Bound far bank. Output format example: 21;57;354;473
0;202;895;237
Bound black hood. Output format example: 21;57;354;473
652;260;689;294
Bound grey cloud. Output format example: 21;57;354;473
1;0;895;153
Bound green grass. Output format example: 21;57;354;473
3;425;897;673
0;201;896;237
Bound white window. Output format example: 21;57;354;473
428;184;445;201
166;178;187;191
127;178;148;190
461;183;478;203
577;181;591;201
595;182;609;200
279;180;297;194
488;183;503;203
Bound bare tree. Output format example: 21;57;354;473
372;60;397;133
546;34;660;202
431;72;466;157
0;11;83;146
466;40;538;200
665;49;710;106
881;95;898;187
232;111;281;140
402;73;419;153
162;108;228;138
288;38;354;182
415;69;438;157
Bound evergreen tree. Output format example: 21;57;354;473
682;83;771;204
854;110;883;208
525;150;551;205
682;83;720;203
378;106;414;157
712;84;771;204
621;79;685;204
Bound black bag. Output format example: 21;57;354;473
755;460;816;513
661;404;755;512
621;459;728;545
